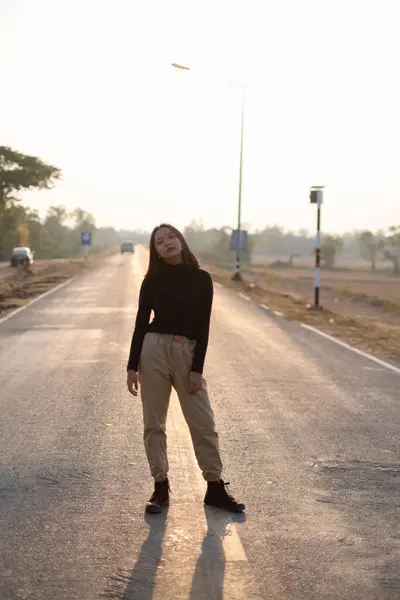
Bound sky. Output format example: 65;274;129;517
1;0;399;234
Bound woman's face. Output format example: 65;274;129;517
154;227;183;262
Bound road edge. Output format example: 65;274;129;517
0;278;75;326
219;280;400;377
300;323;400;376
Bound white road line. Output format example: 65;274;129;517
259;303;270;311
0;278;74;326
190;452;248;563
301;323;400;376
170;390;248;564
239;293;251;302
205;507;248;562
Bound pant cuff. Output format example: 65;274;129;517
204;475;222;482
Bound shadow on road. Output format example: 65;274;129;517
104;507;247;599
189;507;246;600
103;510;168;600
123;511;168;600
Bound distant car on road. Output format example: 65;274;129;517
120;242;134;254
10;247;34;267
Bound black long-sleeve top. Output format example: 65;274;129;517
127;263;214;374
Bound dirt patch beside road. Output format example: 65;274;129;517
0;258;73;280
247;264;400;327
0;251;117;317
205;263;400;366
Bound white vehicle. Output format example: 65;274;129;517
10;247;34;267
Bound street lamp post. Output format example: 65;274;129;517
232;89;244;281
171;63;245;281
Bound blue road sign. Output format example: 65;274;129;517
230;229;248;252
81;232;92;246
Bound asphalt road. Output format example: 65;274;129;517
0;249;399;600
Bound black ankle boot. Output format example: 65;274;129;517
204;479;245;512
146;478;170;514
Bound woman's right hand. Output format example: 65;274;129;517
127;370;139;396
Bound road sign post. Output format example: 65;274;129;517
230;229;248;253
230;229;248;274
81;232;92;259
309;187;324;310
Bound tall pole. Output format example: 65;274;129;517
232;89;244;281
314;196;321;306
171;63;245;280
309;186;324;310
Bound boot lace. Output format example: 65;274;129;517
222;481;238;502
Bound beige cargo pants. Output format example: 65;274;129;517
139;333;223;482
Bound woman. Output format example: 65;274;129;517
127;224;245;514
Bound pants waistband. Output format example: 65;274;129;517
146;332;195;344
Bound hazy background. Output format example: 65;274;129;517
1;0;399;235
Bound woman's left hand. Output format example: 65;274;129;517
188;371;202;395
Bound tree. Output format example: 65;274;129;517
47;205;68;224
383;226;400;274
358;230;384;270
39;226;58;257
0;146;61;210
252;225;314;259
16;223;30;247
71;207;96;232
25;209;42;255
0;203;29;258
185;219;204;234
321;235;343;269
43;205;70;257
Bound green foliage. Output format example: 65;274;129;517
0;146;61;209
383;225;400;274
184;223;399;273
184;220;254;266
0;202;147;260
320;235;344;269
251;226;315;260
358;230;385;270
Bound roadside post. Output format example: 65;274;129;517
309;186;324;310
230;229;248;274
81;232;92;259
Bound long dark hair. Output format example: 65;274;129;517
145;223;199;278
